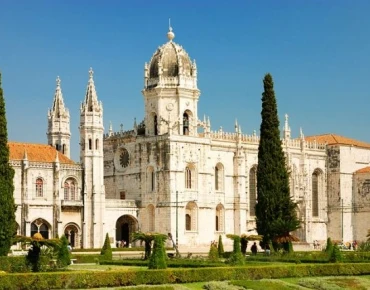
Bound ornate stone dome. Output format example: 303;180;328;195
147;27;195;79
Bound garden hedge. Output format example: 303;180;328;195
1;263;370;289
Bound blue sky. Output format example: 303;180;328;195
1;0;370;161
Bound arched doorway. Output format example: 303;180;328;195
64;223;80;248
115;215;138;247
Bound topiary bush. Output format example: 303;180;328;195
227;235;245;266
208;241;219;262
57;235;71;267
325;237;333;254
148;234;167;269
218;235;224;258
329;243;343;263
100;233;113;261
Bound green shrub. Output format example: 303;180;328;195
0;256;30;273
57;235;70;267
148;235;167;269
329;244;343;263
218;235;224;258
100;233;112;261
325;237;333;254
228;236;245;266
208;241;219;262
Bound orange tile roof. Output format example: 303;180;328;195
305;134;370;149
355;167;370;174
8;142;75;164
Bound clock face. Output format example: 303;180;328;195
120;149;129;168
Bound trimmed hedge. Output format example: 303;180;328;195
1;263;370;289
101;259;226;268
0;256;29;273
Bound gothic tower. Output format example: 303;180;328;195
142;26;200;136
47;76;71;158
79;68;105;248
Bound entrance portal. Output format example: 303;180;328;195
116;215;138;247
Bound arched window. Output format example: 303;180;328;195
88;139;92;150
64;182;69;200
183;113;189;135
64;178;78;201
62;144;66;154
215;163;224;191
185;214;191;231
147;204;155;232
151;171;155;191
147;167;155;192
70;182;76;200
312;169;322;217
36;178;43;197
215;204;224;232
31;219;50;239
185;202;198;231
95;139;99;150
249;166;257;216
154;115;158;135
185;167;192;189
215;167;219;190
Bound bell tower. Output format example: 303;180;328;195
142;26;200;136
79;68;105;248
47;76;71;158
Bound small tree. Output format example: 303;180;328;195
132;232;156;260
208;241;219;262
148;234;167;269
14;233;60;272
100;233;112;261
217;235;224;258
57;235;71;267
227;234;245;265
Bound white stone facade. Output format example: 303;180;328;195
9;27;370;249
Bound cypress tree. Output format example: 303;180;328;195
100;233;112;261
217;235;224;258
0;72;16;256
255;73;299;250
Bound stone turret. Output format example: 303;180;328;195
79;68;105;249
47;76;71;158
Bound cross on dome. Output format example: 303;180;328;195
167;18;175;41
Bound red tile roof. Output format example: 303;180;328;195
8;142;75;164
305;134;370;149
355;167;370;174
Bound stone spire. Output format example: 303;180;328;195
81;68;102;113
283;113;291;140
109;121;113;136
49;76;68;119
47;76;71;158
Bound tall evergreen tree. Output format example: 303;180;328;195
0;72;16;256
255;73;300;251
